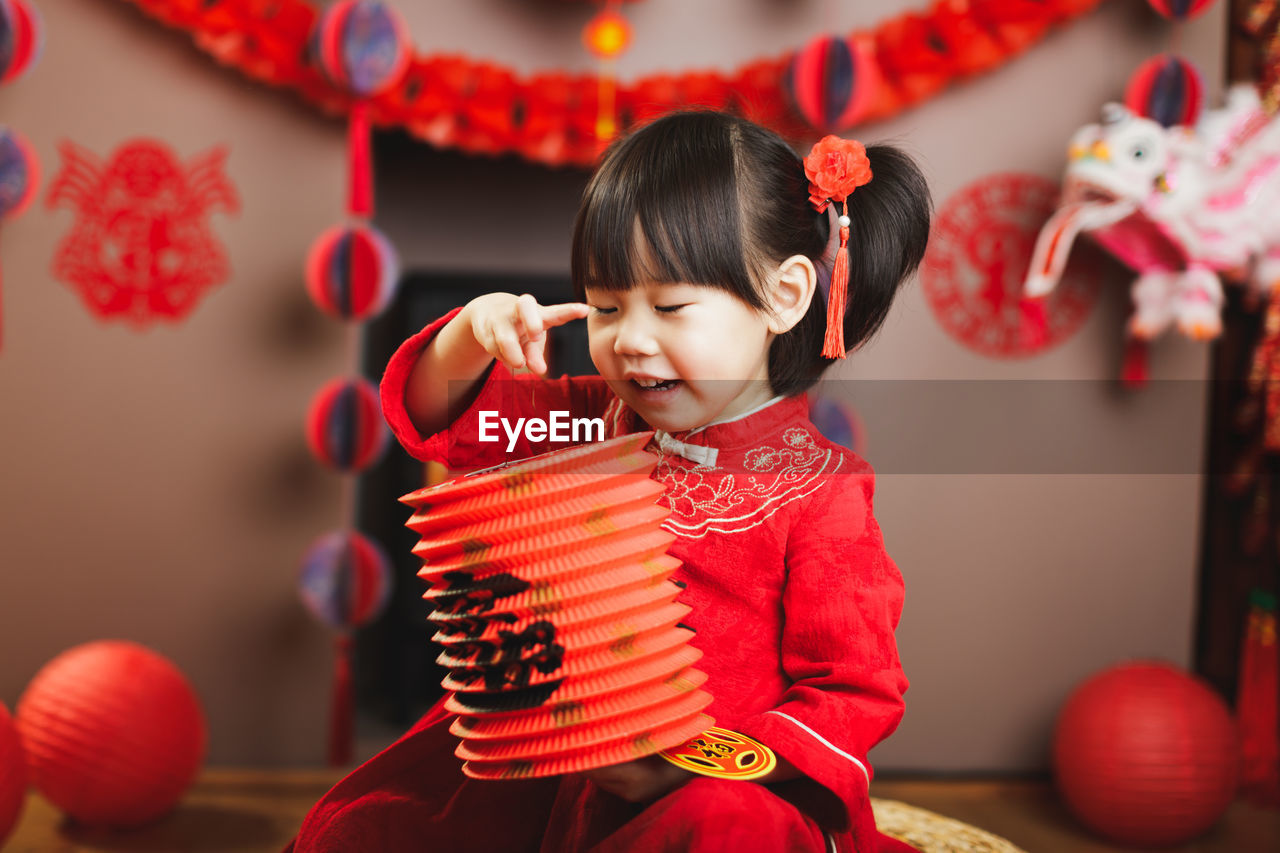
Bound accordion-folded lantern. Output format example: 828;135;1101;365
401;432;713;779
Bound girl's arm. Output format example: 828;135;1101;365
404;293;590;436
733;463;908;834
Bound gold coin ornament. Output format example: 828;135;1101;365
657;726;777;781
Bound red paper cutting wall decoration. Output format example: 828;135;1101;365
45;139;239;325
921;173;1101;358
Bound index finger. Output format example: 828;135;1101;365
539;302;591;328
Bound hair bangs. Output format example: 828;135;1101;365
572;112;763;307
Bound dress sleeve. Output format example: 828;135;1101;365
379;307;616;467
735;461;908;836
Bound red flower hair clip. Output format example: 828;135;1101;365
804;135;872;358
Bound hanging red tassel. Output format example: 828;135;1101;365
1019;296;1048;350
822;218;850;358
348;101;373;218
1121;337;1148;387
328;633;354;766
1237;589;1280;805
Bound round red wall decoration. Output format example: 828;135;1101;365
921;173;1101;358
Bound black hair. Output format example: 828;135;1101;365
571;110;932;397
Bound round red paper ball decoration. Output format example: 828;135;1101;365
14;641;207;827
1125;54;1204;128
0;126;37;219
298;530;392;630
583;9;631;59
305;224;400;320
809;396;865;455
0;0;42;84
1052;661;1238;847
314;0;411;98
1146;0;1217;20
305;377;389;472
785;35;880;133
0;702;25;847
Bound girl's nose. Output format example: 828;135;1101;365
612;313;660;356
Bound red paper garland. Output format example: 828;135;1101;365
120;0;1109;167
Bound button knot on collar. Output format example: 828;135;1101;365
653;430;719;467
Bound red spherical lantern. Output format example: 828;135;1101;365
1053;661;1237;846
808;396;866;455
1125;54;1204;128
0;702;25;847
0;126;38;220
785;34;880;133
1146;0;1217;20
298;530;393;630
305;223;400;320
0;0;43;84
313;0;411;98
15;641;207;827
305;377;389;472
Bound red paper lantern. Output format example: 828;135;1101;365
1125;54;1204;128
0;702;25;847
1053;661;1238;846
313;0;411;98
298;530;393;630
808;396;865;454
305;377;389;473
785;34;880;133
0;0;42;84
305;223;399;320
0;126;37;219
15;641;207;827
404;432;712;779
1146;0;1217;20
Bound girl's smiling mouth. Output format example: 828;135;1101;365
626;375;684;398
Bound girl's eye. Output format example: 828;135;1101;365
655;304;687;314
591;306;616;315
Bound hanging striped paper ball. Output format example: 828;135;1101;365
808;396;865;455
0;703;24;848
15;641;206;827
0;127;37;219
305;377;389;473
313;0;412;98
1146;0;1217;20
784;34;880;133
1125;55;1204;128
305;223;400;320
0;0;41;84
298;530;393;630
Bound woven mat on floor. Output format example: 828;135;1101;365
871;798;1028;853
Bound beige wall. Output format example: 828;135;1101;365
1;0;347;764
0;0;1226;772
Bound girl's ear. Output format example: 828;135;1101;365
765;255;817;334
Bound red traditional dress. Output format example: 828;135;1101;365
288;309;915;853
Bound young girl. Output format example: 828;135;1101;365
289;111;930;853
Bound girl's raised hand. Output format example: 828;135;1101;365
465;292;590;376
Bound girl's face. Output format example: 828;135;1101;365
584;281;777;433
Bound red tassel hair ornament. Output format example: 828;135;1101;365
803;135;872;359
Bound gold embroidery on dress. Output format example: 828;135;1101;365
654;427;843;538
